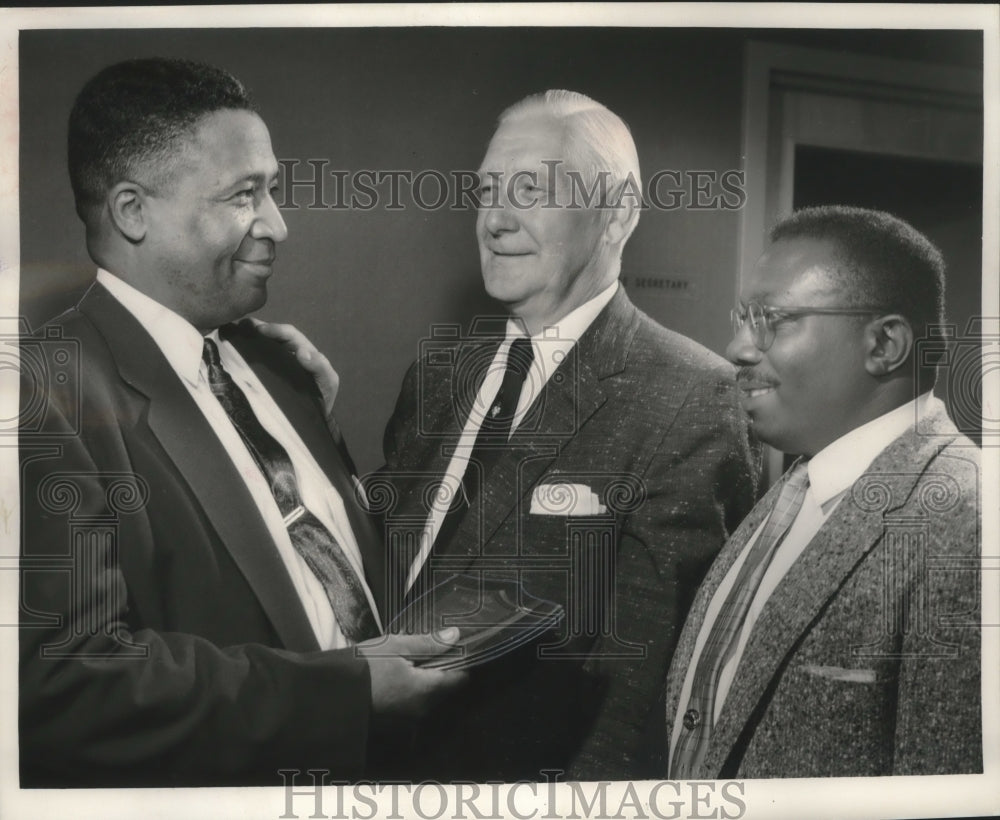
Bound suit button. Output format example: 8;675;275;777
683;708;700;730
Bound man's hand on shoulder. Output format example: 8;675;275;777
247;318;340;419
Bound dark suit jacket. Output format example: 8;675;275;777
378;287;757;780
664;399;982;778
19;282;384;787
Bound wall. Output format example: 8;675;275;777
18;27;982;472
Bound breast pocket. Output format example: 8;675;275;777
746;661;900;777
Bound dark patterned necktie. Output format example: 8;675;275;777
433;337;535;552
670;458;810;778
202;338;379;643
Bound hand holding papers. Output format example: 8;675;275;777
389;574;564;671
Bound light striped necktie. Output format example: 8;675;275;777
671;458;810;779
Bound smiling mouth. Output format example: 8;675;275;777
487;248;531;257
739;383;777;400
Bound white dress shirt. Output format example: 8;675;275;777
405;280;620;591
97;269;380;648
670;392;936;754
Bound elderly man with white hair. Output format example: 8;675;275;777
377;89;757;780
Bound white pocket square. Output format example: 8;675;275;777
530;483;607;516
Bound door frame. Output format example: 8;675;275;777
738;41;984;485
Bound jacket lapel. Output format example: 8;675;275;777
439;289;636;572
79;284;320;652
663;472;786;768
700;406;960;776
224;324;387;622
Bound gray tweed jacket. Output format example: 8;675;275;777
664;397;982;778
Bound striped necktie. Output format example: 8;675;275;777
671;458;810;778
203;338;379;643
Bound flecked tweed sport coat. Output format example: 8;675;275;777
664;397;982;778
377;285;758;781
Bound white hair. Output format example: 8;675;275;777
498;89;641;235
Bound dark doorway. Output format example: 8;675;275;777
794;145;984;445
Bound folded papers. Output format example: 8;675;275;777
389;574;564;671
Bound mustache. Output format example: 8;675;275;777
736;367;778;386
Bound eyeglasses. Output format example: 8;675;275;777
731;301;891;352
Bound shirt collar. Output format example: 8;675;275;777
96;268;208;386
504;280;619;379
807;391;936;508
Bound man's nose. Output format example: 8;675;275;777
251;191;289;243
725;320;763;366
481;193;518;235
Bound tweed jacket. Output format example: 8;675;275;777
377;286;757;781
663;398;982;778
19;282;384;786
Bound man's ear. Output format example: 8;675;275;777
107;181;150;243
603;187;639;247
864;313;914;377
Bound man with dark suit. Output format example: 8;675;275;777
377;90;757;780
18;57;462;787
665;206;982;778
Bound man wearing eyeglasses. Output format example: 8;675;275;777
664;205;982;778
